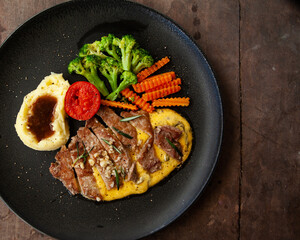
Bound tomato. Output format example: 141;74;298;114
64;81;101;120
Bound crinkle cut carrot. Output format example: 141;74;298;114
100;99;138;110
121;88;154;113
152;97;190;107
142;85;181;101
145;78;181;93
137;57;170;82
132;72;175;93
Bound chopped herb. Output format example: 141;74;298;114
112;126;133;139
101;138;122;154
114;169;120;190
121;167;126;178
129;96;135;102
120;115;142;122
72;142;94;167
165;137;182;157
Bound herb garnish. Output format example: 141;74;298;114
112;126;133;139
120;115;142;122
72;142;94;167
101;138;122;154
114;169;120;190
165;137;182;157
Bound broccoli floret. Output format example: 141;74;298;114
131;48;154;74
99;34;121;61
78;41;108;59
113;35;136;71
106;71;137;101
98;57;123;92
68;56;109;97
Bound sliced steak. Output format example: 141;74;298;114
49;145;80;195
77;127;116;190
86;117;138;182
154;125;183;161
68;136;102;201
97;106;137;150
121;110;161;173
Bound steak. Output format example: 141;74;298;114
77;127;116;190
86;117;138;182
68;136;102;201
154;125;183;161
49;145;80;195
121;110;161;173
97;106;137;150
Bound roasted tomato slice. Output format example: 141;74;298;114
64;81;101;120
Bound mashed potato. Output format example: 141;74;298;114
15;73;70;151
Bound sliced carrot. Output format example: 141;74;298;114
121;88;154;113
137;57;170;82
142;85;181;101
101;99;138;110
132;72;175;93
152;97;190;107
145;78;181;93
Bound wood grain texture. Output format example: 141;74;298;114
240;0;300;239
0;0;299;240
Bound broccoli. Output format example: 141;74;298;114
106;71;137;101
99;34;121;61
98;57;123;92
113;35;136;71
131;48;154;74
78;41;108;59
68;56;109;97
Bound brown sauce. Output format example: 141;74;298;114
27;95;57;142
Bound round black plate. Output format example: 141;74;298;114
0;1;222;239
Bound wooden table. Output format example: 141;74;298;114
0;0;299;239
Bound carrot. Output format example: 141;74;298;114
121;88;154;113
100;99;138;111
152;97;190;107
142;85;181;101
137;57;170;82
145;78;181;93
132;72;175;93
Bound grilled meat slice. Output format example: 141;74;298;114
86;117;138;182
142;147;162;173
77;127;116;190
68;136;102;201
97;106;137;150
49;145;80;195
154;125;183;161
121;110;161;173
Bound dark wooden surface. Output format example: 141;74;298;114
0;0;299;239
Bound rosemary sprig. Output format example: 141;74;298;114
120;115;142;122
165;137;183;157
112;126;133;139
114;169;120;190
72;142;94;167
101;138;122;154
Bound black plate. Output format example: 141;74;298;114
0;1;222;239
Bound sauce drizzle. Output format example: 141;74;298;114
27;95;57;142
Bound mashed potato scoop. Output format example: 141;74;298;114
15;73;70;151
